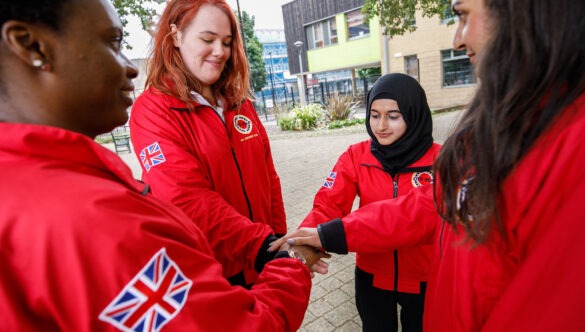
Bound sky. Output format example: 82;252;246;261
124;0;293;59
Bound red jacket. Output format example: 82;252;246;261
321;94;585;330
0;123;310;331
301;141;440;293
130;88;286;284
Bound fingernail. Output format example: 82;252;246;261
286;239;295;244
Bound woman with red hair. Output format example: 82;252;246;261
130;0;313;288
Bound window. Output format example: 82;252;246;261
346;9;369;40
329;18;338;44
404;55;419;81
442;49;476;86
305;17;338;50
441;0;456;23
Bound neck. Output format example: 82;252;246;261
200;87;216;107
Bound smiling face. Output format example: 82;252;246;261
451;0;492;66
48;0;138;137
369;99;407;146
172;4;232;97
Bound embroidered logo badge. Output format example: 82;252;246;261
411;171;434;187
233;115;253;134
99;248;192;332
140;142;166;173
323;172;337;189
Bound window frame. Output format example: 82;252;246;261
404;55;420;81
305;17;339;50
346;8;370;40
441;49;476;87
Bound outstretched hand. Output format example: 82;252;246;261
269;227;323;252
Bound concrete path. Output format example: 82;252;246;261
106;110;463;331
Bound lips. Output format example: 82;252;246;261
206;60;224;69
121;86;135;106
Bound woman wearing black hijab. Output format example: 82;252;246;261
299;73;440;331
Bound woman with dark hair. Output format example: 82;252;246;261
129;0;301;288
0;0;326;330
271;0;585;329
299;73;440;332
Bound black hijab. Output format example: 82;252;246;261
365;73;433;176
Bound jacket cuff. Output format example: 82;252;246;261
317;218;348;254
254;235;278;273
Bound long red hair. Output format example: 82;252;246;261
145;0;251;109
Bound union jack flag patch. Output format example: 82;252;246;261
323;172;337;189
140;142;166;173
99;248;192;332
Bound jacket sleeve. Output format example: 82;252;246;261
319;185;438;254
300;148;358;228
250;107;287;235
114;198;311;331
129;94;272;273
26;191;311;331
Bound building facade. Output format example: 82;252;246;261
281;0;476;109
384;10;476;110
254;29;297;107
282;0;381;102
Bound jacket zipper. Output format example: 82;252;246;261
392;174;400;292
361;163;434;293
210;106;254;220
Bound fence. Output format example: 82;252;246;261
254;75;380;116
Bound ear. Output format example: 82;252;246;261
1;20;52;69
170;24;180;48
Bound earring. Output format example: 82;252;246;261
32;59;49;71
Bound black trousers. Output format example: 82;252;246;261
355;267;426;332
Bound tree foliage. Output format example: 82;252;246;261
357;66;382;78
111;0;165;48
362;0;454;37
237;11;267;92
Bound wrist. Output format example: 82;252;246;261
274;248;306;264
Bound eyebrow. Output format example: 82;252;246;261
371;109;401;113
105;26;123;37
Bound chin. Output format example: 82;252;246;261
378;139;397;146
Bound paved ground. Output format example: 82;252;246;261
107;109;463;331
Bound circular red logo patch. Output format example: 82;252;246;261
411;171;434;187
233;115;252;134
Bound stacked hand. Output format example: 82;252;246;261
270;228;329;275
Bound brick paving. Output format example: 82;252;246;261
108;109;463;331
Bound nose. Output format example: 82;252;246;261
212;40;225;57
452;23;465;51
376;117;388;131
122;53;138;79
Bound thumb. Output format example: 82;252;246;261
287;236;321;248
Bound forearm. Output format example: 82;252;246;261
317;186;438;254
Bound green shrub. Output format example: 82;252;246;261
277;116;295;131
327;118;365;129
277;103;323;130
323;92;359;122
